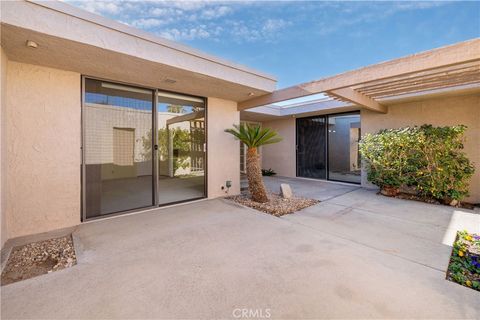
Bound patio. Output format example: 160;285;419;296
2;177;479;319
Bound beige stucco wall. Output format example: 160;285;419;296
262;118;296;177
3;61;239;241
207;98;240;198
0;46;8;248
362;93;480;203
6;61;81;239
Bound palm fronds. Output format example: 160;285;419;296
225;123;282;148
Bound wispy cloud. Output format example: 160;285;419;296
79;1;122;15
66;0;294;42
310;1;451;37
66;1;452;43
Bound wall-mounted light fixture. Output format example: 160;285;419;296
26;40;38;48
248;92;255;96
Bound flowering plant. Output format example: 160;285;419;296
447;230;480;291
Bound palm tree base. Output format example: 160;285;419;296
246;147;269;203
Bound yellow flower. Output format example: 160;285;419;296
465;235;472;241
458;251;464;257
466;280;472;287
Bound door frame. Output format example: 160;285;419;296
295;110;361;185
80;75;208;222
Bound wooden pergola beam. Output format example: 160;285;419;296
238;38;480;110
326;88;387;113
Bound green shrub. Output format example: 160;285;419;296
360;125;475;202
261;168;277;176
359;127;419;188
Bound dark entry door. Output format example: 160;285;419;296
296;116;327;179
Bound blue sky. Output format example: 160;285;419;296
67;1;479;89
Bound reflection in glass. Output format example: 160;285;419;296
84;79;154;218
296;117;327;179
327;113;361;183
156;91;206;204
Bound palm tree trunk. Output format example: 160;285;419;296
246;147;269;203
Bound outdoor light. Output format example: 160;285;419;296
26;40;38;48
248;92;255;96
226;180;232;188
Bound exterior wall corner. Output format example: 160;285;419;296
207;97;240;198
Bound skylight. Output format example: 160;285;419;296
270;93;329;108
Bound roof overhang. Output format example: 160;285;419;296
0;0;277;102
239;38;480;115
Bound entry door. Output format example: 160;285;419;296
83;79;155;219
296;116;327;179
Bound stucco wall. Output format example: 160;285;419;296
362;94;480;203
3;62;240;241
0;47;8;248
6;62;81;239
262;118;296;177
207;98;240;198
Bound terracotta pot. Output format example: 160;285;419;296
381;186;400;197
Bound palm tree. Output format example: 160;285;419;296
225;123;282;203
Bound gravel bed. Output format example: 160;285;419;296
1;235;77;286
227;192;319;217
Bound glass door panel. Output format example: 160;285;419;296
240;142;246;173
157;91;206;205
327;113;361;183
296;116;327;179
83;79;154;218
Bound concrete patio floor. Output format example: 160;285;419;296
2;177;479;319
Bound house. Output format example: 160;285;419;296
0;0;276;247
0;0;478;249
242;40;480;195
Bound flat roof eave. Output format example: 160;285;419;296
0;0;277;100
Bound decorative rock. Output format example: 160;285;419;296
280;183;293;199
449;199;459;206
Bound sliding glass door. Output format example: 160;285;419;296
156;91;206;205
327;113;361;183
83;79;155;218
82;78;207;219
295;112;361;184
